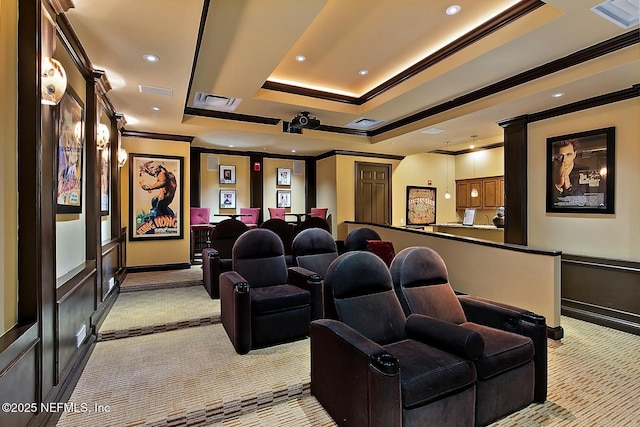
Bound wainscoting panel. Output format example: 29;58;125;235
0;324;39;427
56;264;97;381
561;254;640;335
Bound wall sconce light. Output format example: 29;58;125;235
41;56;67;105
470;134;479;198
96;123;110;150
117;147;128;167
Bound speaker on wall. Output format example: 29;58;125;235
293;161;304;175
207;155;219;171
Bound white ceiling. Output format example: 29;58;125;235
64;0;639;156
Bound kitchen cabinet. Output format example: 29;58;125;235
456;176;504;209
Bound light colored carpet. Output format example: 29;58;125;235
120;266;204;292
97;286;220;341
56;324;326;427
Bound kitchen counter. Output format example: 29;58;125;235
432;223;504;242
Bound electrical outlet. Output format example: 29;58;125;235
75;325;86;348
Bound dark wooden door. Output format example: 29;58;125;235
355;162;391;225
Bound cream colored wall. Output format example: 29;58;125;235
200;153;250;220
121;138;191;267
316;156;337;236
1;0;18;334
263;158;306;218
393;153;457;227
55;42;88;279
528;99;640;261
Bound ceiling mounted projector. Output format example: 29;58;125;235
284;111;320;133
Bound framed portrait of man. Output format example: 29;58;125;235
546;127;615;214
277;167;291;186
219;165;236;184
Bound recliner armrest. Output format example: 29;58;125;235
405;314;484;360
458;295;548;402
311;319;401;427
202;248;221;299
288;266;324;320
220;271;251;354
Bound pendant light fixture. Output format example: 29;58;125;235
444;141;451;199
470;135;479;198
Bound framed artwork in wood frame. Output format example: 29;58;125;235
219;164;236;184
406;186;437;226
277;167;291;186
220;189;236;209
546;127;615;214
129;153;184;240
56;87;85;214
276;190;291;208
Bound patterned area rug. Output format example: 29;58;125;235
120;266;204;292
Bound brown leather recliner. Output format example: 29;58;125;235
220;228;323;354
311;251;481;427
390;246;547;426
202;219;248;298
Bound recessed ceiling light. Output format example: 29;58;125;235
295;55;306;62
446;5;461;15
228;144;234;148
151;106;161;111
551;92;565;98
359;69;369;76
142;53;159;63
470;145;475;149
291;149;296;153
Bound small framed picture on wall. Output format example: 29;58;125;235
276;190;291;208
220;190;236;209
277;167;291;186
219;165;236;184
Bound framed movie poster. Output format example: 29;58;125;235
406;186;436;226
546;127;615;214
129;153;184;240
277;190;291;208
56;88;85;214
100;149;110;216
219;165;236;184
277;167;291;186
220;189;236;209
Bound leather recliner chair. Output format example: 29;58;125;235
202;219;249;298
389;246;547;426
311;251;481;427
260;218;295;266
220;228;323;354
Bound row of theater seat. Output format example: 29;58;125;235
208;226;548;426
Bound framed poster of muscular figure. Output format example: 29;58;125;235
129;153;184;240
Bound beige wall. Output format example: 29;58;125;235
528;99;640;261
200;153;250;220
393;153;457;226
263;158;306;218
121;138;191;267
1;0;18;334
55;43;88;279
316;156;338;235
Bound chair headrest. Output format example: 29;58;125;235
389;246;449;289
292;228;337;256
344;227;382;251
326;251;392;299
211;219;249;239
233;228;284;260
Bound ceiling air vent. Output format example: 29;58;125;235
591;0;639;29
193;92;242;111
138;84;174;97
344;117;386;130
